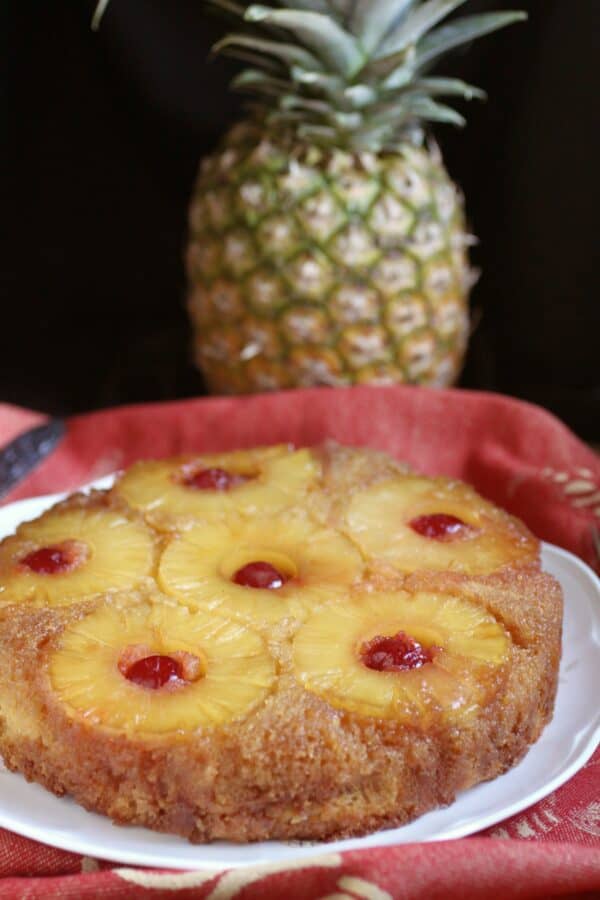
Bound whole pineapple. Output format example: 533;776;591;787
185;0;525;393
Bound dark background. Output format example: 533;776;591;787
3;0;599;438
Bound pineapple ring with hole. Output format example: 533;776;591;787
49;599;276;734
158;514;364;627
113;446;320;531
0;507;155;607
343;476;537;575
293;591;510;722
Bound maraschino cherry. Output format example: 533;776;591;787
409;513;469;540
233;561;287;590
182;467;246;491
361;632;434;672
125;655;183;689
20;545;77;575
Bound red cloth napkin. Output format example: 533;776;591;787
1;385;599;900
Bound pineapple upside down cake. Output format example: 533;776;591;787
0;444;562;842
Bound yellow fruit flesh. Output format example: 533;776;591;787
293;591;509;722
344;477;537;574
158;515;364;627
0;508;155;607
114;447;320;530
49;601;276;734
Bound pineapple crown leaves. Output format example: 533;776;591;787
91;0;525;151
209;0;526;150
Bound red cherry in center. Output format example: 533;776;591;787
409;513;469;540
20;546;76;575
233;561;288;590
361;632;434;672
125;655;184;689
183;467;246;491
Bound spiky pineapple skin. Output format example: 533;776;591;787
187;125;472;393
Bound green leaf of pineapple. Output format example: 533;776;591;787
219;46;282;73
403;95;466;126
379;0;469;56
290;67;344;94
232;69;294;96
244;6;364;77
350;0;417;54
382;63;417;90
281;95;334;115
275;0;339;16
416;11;528;69
370;94;466;128
410;77;486;101
344;84;380;107
213;34;323;70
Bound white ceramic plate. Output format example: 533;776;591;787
0;485;599;870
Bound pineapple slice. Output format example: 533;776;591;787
0;505;155;607
343;476;537;575
113;446;320;531
293;591;510;722
49;598;276;734
158;513;364;627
